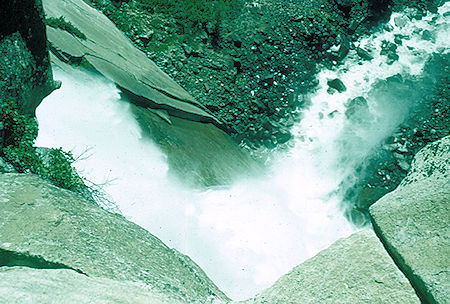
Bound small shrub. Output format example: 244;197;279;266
2;144;44;174
1;99;84;192
1;99;38;148
45;16;87;40
44;148;85;192
1;99;119;212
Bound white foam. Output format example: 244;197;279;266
35;66;355;299
35;4;449;300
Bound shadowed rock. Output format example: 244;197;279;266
0;0;59;116
42;0;259;186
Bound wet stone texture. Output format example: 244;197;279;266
344;53;450;221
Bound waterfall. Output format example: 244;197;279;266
35;3;449;300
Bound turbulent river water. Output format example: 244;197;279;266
36;5;449;301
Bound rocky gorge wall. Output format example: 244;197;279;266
90;0;444;147
1;136;448;303
0;0;449;303
0;0;61;176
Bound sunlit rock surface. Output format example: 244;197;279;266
0;267;185;304
241;230;419;304
0;173;228;303
370;136;450;304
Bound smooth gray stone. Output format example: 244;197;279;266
42;0;259;186
241;230;419;304
370;136;450;304
0;173;228;304
132;105;260;187
0;267;185;304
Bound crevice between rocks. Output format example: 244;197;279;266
369;218;433;304
0;248;86;275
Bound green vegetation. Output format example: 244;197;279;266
45;16;87;40
0;98;84;192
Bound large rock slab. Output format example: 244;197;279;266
42;0;217;125
0;173;228;303
370;136;450;304
241;230;419;304
0;267;184;304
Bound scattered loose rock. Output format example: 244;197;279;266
327;78;347;93
345;96;369;120
356;46;374;60
394;16;407;27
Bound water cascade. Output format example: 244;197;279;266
36;4;449;300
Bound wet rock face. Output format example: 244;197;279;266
380;40;399;64
43;0;217;125
327;78;347;93
89;0;441;149
345;96;369;121
0;0;57;157
0;0;57;115
356;46;374;60
43;0;259;187
0;0;47;69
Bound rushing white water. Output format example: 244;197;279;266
36;4;449;301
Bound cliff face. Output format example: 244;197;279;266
0;0;59;158
0;0;48;74
0;0;58;116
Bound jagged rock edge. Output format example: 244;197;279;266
0;248;86;276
